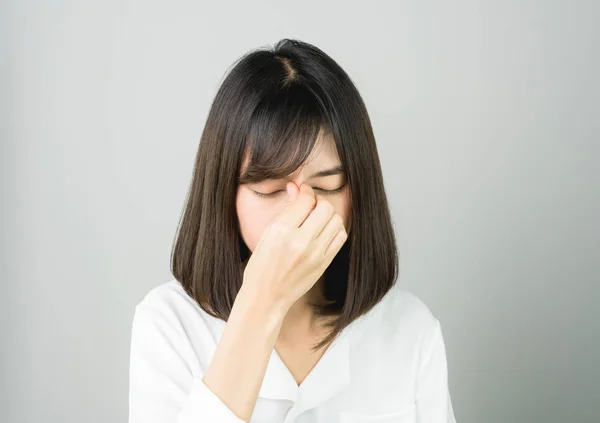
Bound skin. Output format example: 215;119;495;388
201;130;353;419
236;128;352;342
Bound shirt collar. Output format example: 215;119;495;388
258;323;353;409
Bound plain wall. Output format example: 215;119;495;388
2;1;599;422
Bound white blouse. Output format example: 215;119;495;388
128;279;457;423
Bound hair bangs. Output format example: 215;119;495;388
237;83;329;184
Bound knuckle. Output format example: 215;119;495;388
268;221;288;237
309;252;321;264
290;237;309;253
307;244;322;261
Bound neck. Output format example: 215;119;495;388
278;275;329;339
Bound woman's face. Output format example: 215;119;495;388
236;132;352;254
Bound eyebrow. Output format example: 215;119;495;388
254;165;346;184
306;165;345;179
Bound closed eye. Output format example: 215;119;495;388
251;185;345;199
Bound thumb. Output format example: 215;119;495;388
285;181;300;207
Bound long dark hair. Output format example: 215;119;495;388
171;38;398;352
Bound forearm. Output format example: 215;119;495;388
202;285;288;422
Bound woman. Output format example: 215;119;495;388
128;38;457;423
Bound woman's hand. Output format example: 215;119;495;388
241;181;348;313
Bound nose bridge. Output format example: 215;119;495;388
289;175;303;189
287;166;308;189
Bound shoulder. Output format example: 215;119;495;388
353;285;441;347
132;278;224;336
385;286;440;331
130;279;227;369
135;278;195;312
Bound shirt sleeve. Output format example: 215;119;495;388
128;303;247;423
415;318;457;423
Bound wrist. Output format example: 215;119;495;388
235;284;289;330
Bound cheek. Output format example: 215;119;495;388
236;188;279;252
322;190;351;232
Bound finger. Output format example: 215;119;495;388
298;198;336;240
323;227;348;260
315;212;345;249
272;182;299;223
276;183;318;228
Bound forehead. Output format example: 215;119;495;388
303;131;339;166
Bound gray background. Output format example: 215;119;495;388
2;1;598;422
